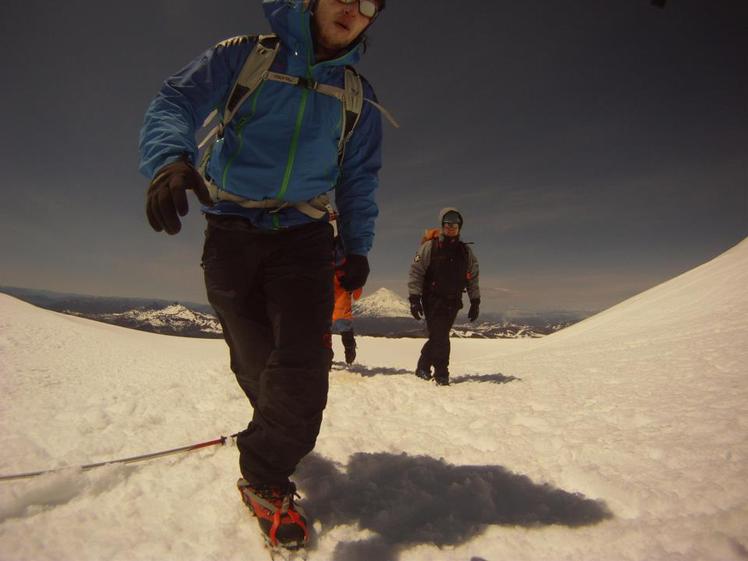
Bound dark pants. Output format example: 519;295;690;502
417;295;461;381
202;215;334;486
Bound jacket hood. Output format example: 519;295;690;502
263;0;365;67
439;207;463;225
437;207;463;242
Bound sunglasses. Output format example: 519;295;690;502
339;0;379;19
442;222;461;227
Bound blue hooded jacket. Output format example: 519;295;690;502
138;0;382;255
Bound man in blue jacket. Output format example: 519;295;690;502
139;0;384;549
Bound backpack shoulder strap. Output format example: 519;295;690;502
263;65;365;166
337;66;364;165
223;34;280;126
215;35;252;49
198;34;280;150
197;38;394;169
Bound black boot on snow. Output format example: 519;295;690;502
415;368;432;380
341;331;356;364
433;368;450;386
237;479;308;550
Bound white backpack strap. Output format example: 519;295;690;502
198;34;280;151
197;33;281;178
364;97;400;129
264;71;346;102
223;34;280;126
197;109;221;150
337;68;402;165
206;179;332;221
262;67;365;165
198;37;397;187
338;66;364;164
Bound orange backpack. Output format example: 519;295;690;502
420;228;441;244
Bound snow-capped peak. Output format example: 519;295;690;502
353;288;411;318
63;303;223;337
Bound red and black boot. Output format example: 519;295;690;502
237;479;309;550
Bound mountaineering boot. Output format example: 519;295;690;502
237;478;309;549
341;330;356;364
415;368;432;381
416;356;432;380
433;367;450;386
344;345;356;364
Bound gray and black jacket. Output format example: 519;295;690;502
408;234;480;302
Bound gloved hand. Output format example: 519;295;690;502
409;295;424;320
146;156;213;235
468;298;480;322
338;254;369;291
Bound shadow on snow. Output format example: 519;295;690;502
332;361;412;377
450;373;520;385
332;362;521;385
295;452;612;561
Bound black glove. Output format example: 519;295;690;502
146;156;213;235
409;295;424;320
338;254;369;291
468;298;480;322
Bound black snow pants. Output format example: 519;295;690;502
417;295;461;381
202;214;334;487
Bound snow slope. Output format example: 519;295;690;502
1;238;747;561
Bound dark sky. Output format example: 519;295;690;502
1;0;746;313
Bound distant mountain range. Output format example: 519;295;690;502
0;286;590;339
353;288;586;338
0;286;221;338
68;303;223;338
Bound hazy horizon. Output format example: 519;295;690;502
0;283;599;316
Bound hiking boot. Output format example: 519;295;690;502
415;368;432;381
433;367;450;386
344;346;356;364
342;331;357;364
237;478;308;549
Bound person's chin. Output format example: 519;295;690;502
322;35;352;53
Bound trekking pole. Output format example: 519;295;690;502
0;433;239;483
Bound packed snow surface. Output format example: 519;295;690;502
1;238;747;561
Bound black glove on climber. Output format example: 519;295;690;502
338;254;369;291
468;298;480;322
409;295;424;320
146;155;213;235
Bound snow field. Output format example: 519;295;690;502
1;238;747;560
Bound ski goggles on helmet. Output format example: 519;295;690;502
339;0;380;19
